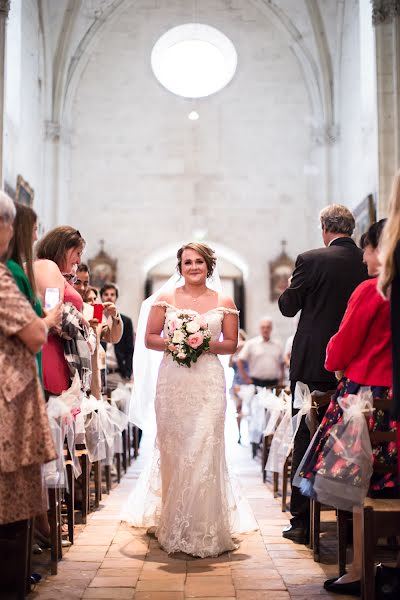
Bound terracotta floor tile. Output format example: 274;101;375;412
89;575;138;588
141;563;187;575
232;576;286;591
100;557;145;569
134;593;184;600
105;545;147;559
56;561;101;571
82;588;135;599
136;577;185;591
236;592;291;600
184;575;235;597
139;569;186;580
97;568;141;578
186;567;231;577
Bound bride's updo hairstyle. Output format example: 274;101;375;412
176;242;216;278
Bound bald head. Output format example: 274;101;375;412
260;317;273;342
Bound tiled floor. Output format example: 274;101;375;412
31;437;354;599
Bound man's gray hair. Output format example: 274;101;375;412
0;190;16;223
320;204;355;236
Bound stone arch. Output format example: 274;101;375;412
59;0;327;127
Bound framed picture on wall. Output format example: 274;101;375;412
353;194;376;246
88;241;118;289
15;175;34;206
269;241;295;302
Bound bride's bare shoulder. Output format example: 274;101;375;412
218;294;237;310
154;291;175;305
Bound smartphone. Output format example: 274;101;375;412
45;287;60;310
93;303;104;322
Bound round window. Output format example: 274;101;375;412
151;23;237;98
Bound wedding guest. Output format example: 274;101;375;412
298;220;398;596
34;227;85;396
73;263;90;299
6;204;62;386
0;190;56;538
278;204;367;543
85;286;98;305
100;283;133;391
73;268;123;399
229;329;248;443
6;204;63;546
237;317;283;388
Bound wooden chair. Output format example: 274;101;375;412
262;386;288;482
64;450;75;544
93;460;102;508
0;518;34;599
337;397;399;599
76;443;90;524
308;389;336;561
133;426;140;459
262;433;273;483
281;454;292;512
48;487;63;574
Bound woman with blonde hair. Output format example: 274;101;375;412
379;169;400;422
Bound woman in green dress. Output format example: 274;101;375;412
6;204;62;384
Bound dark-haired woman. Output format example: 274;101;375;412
298;220;398;595
7;204;62;385
34;227;85;396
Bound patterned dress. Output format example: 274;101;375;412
0;264;56;524
299;378;398;498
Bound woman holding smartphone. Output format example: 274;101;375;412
6;204;62;385
34;227;85;396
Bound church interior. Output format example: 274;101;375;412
1;0;400;599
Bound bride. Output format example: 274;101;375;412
123;242;255;557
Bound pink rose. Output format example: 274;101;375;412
168;317;183;332
187;332;204;349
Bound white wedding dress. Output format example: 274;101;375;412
122;302;257;557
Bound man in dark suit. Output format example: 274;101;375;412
100;283;134;389
278;204;368;543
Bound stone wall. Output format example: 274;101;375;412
67;0;322;342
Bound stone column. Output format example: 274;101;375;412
0;0;10;188
372;0;400;214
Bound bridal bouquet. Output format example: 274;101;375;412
166;311;212;368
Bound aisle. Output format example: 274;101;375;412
33;438;353;600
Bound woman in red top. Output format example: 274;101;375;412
34;227;85;396
298;219;398;596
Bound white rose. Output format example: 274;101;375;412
172;330;185;343
186;319;201;333
177;352;186;359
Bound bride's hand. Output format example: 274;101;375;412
207;341;218;354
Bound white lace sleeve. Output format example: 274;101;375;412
152;301;173;309
217;307;239;316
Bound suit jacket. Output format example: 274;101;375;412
278;237;368;384
102;313;134;379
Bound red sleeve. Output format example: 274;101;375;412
325;280;381;372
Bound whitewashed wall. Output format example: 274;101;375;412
335;0;378;210
67;0;323;343
4;0;47;227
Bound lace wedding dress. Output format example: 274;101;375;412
122;302;257;557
